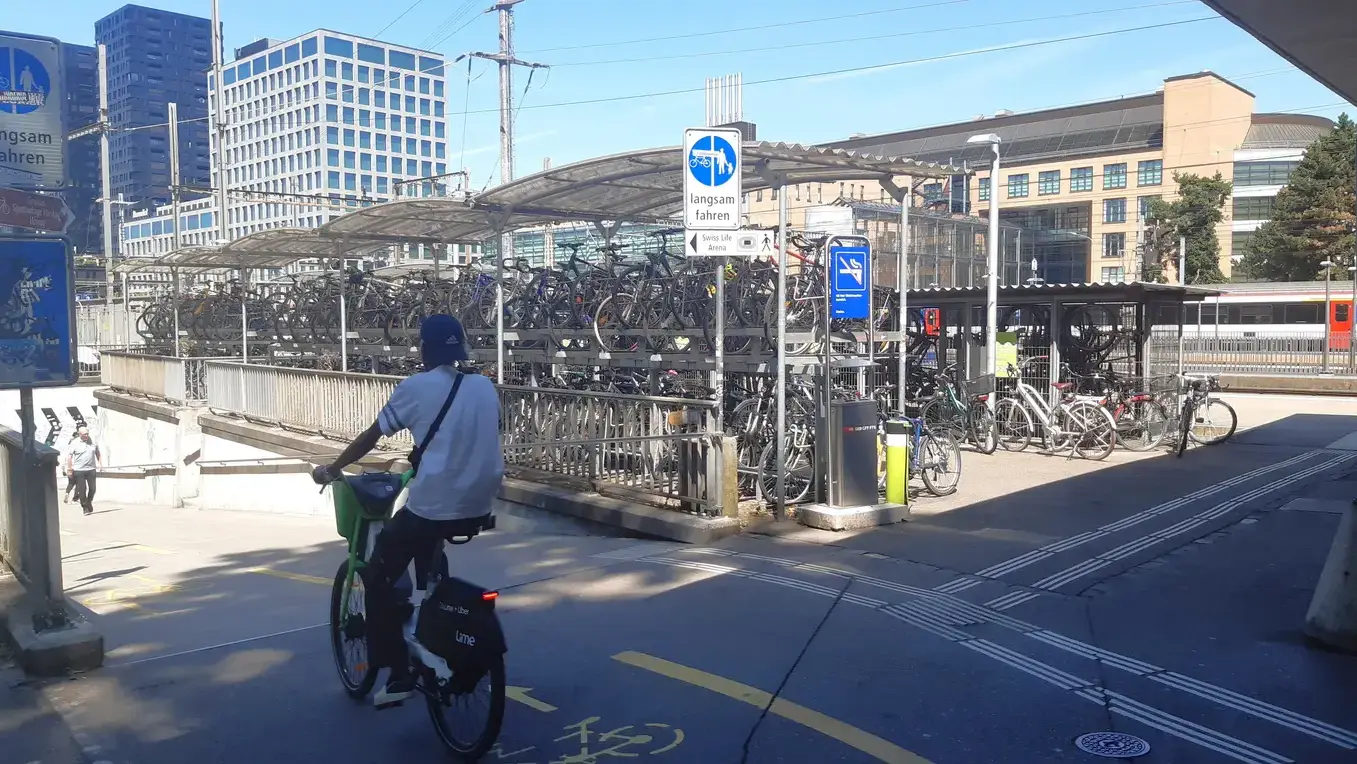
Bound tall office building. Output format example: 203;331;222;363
124;30;453;275
208;30;452;241
94;4;212;206
61;42;103;255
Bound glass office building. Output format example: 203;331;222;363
95;5;213;206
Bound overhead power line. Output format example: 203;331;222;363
553;1;1202;68
448;17;1222;117
520;0;972;54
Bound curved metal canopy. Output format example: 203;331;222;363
320;198;555;243
473;141;966;223
1203;0;1357;105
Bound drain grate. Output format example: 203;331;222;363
1074;732;1151;758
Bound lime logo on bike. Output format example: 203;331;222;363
439;602;470;616
455;631;476;647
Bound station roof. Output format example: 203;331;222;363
319;141;965;242
1203;1;1357;105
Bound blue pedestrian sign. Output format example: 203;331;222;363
0;237;76;388
682;127;742;231
0;32;65;188
829;244;871;320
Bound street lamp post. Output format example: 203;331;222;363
1321;259;1336;373
968;133;1002;390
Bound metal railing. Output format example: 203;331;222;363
0;426;63;606
205;362;410;445
101;352;210;404
199;363;723;515
77;304;144;348
498;385;719;513
1152;331;1357;375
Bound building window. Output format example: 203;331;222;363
1103;163;1127;190
1231;230;1255;254
1070;167;1093;192
1233;161;1300;186
978;177;990;202
324;59;337;78
1007;173;1029;198
1137;159;1162;186
1102;232;1125;259
1103;198;1127;224
324;36;354;57
1100;266;1126;283
1038;170;1061;195
1137;195;1160;221
341;62;353;81
1233;196;1276;221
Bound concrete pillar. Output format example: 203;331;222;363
173;408;203;508
1304;501;1357;652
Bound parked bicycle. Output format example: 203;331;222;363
1175;373;1238;457
995;358;1117;460
918;363;998;454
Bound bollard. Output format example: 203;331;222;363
884;419;910;506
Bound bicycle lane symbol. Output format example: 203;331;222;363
492;688;688;763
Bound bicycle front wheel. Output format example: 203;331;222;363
329;561;378;699
428;653;507;760
1187;398;1238;445
1068;401;1117;461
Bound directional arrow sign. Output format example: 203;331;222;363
0;187;72;232
686;228;758;257
506;685;558;712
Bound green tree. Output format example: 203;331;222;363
1148;172;1232;284
1236;114;1356;281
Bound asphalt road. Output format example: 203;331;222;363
6;395;1357;764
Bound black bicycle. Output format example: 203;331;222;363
1175;373;1238;457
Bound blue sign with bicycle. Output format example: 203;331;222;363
0;237;76;388
829;244;871;319
686;134;737;187
682;127;741;231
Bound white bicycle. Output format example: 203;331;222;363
995;359;1117;461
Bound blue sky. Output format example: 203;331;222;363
8;0;1351;190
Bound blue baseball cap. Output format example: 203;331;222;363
419;313;469;367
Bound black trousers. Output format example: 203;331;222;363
72;470;97;512
366;509;487;676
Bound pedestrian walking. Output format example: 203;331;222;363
66;427;102;515
61;432;78;504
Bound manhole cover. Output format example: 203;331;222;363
1075;732;1151;758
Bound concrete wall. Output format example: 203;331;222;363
198;430;330;516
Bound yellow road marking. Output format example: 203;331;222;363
613;651;934;764
246;567;331;586
132;544;175;556
506;686;558;713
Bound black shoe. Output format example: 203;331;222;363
82;507;92;516
374;675;416;708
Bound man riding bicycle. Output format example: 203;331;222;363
313;314;504;707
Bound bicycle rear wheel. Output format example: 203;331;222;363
919;434;962;496
329;562;378;699
427;653;506;760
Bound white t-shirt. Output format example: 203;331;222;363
378;367;504;521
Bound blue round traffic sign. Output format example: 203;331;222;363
0;46;52;115
687;135;737;187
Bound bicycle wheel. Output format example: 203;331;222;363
1188;398;1238;446
1175;400;1192;458
968;400;998;455
329;561;378;699
919;434;962;496
1068;401;1116;461
920;397;964;441
1117;399;1170;452
427;653;507;760
995;397;1033;452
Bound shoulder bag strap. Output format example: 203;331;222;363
408;370;465;476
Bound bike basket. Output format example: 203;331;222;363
962;374;996;398
332;473;405;540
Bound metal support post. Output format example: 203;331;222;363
898;177;910;412
168;101;182;357
121;273;132;346
823;238;833;505
713;255;726;514
1178;234;1187;286
1349;267;1355;372
97;44;114;305
984;144;1000;412
241;268;249;364
1323;264;1332;373
211;0;231;250
1048;299;1062;409
339;263;349;372
496;233;506;383
775;187;788;520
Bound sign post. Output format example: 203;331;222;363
822;236;872;504
0;32;67;189
683;127;742;514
